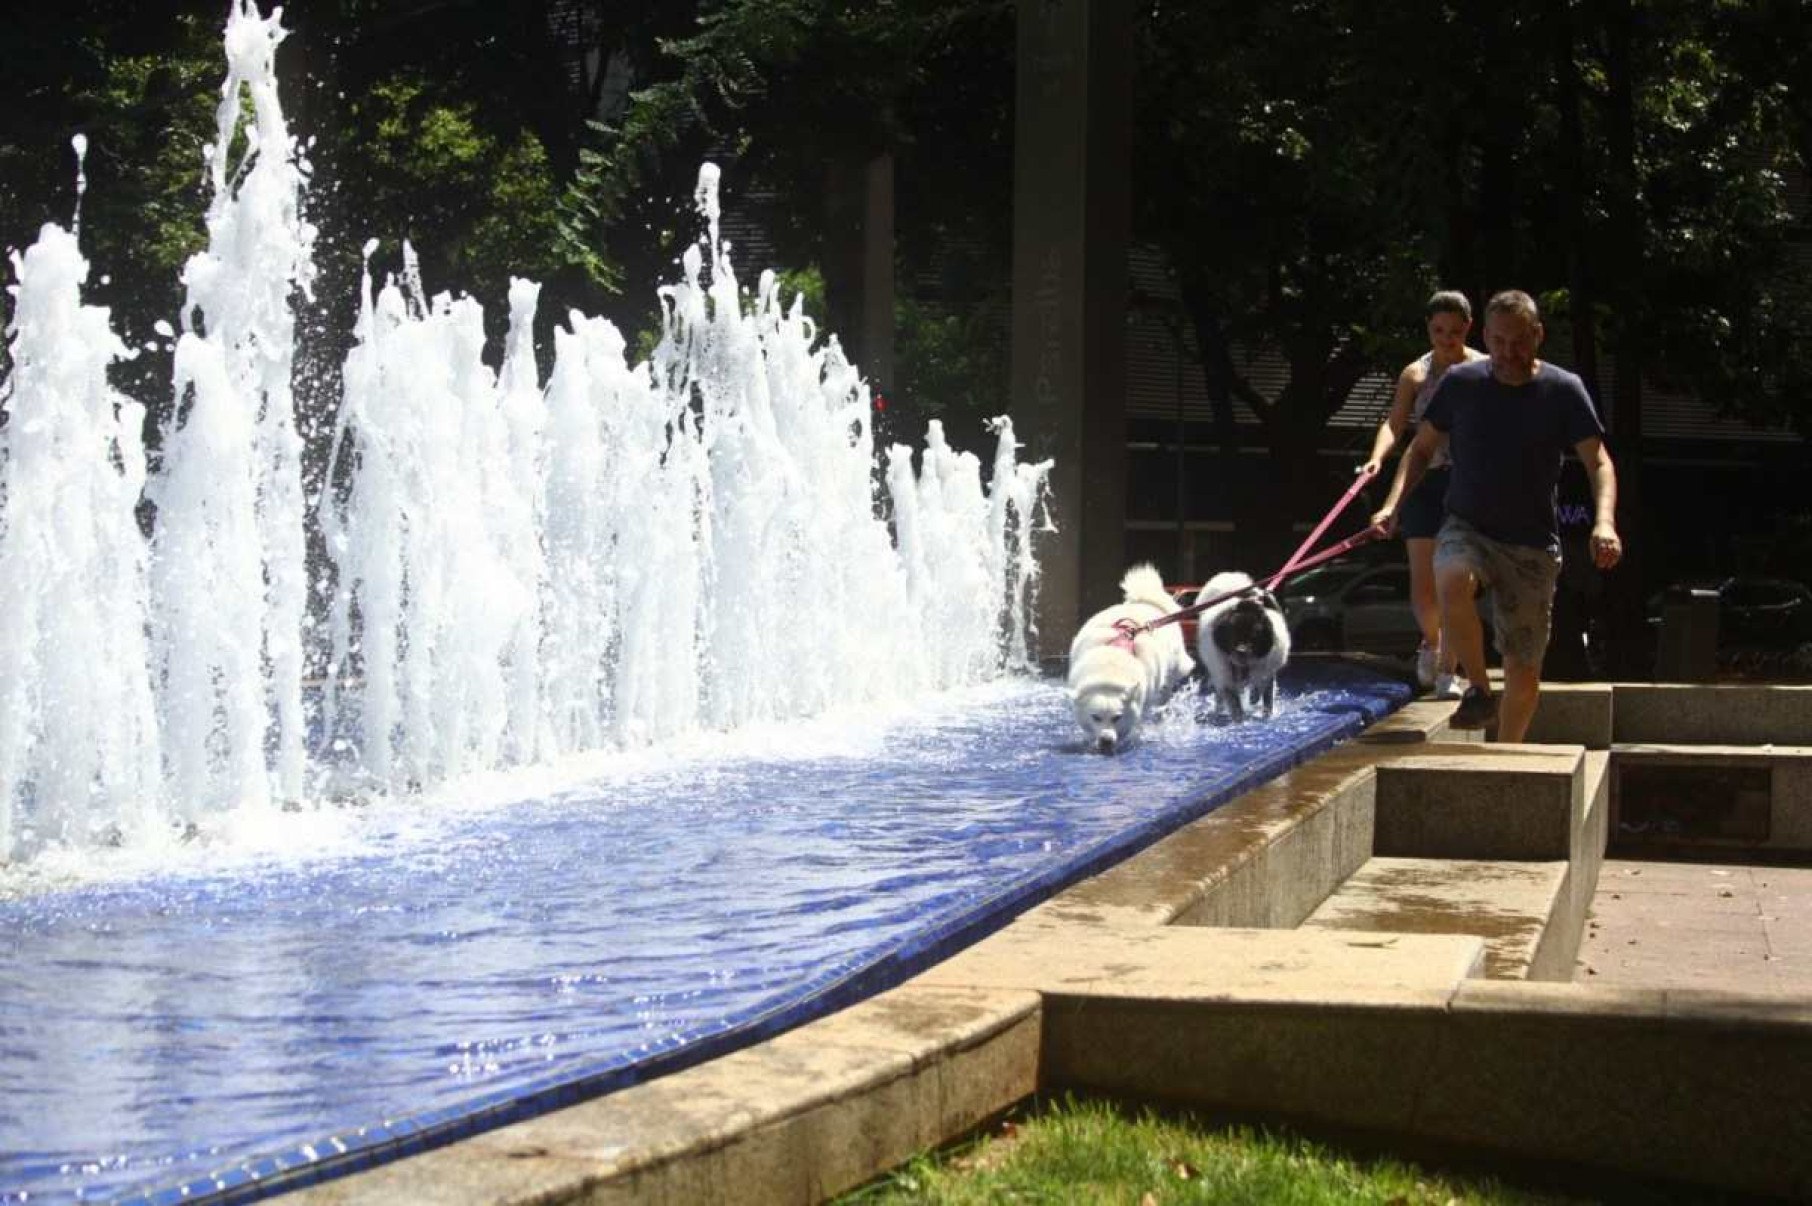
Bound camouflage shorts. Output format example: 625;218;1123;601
1434;516;1562;666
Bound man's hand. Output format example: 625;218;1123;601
1357;459;1382;478
1589;521;1622;570
1370;505;1398;538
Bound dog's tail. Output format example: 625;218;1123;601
1120;562;1177;613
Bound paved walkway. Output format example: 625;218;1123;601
1575;857;1812;993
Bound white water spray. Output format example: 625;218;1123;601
70;134;89;243
0;226;161;856
0;4;1052;864
322;165;1051;788
148;0;317;822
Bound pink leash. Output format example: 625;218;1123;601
1127;467;1384;637
1264;464;1377;589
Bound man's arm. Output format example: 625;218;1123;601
1577;435;1622;569
1369;421;1445;534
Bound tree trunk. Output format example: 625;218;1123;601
1600;0;1650;678
1177;277;1265;566
1474;0;1521;294
1545;0;1598;681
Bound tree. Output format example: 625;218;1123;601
0;5;222;404
1132;0;1475;563
557;0;1016;429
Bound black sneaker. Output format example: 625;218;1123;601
1450;686;1499;730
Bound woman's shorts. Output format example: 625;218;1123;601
1398;465;1450;540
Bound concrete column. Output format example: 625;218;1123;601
1010;0;1132;658
822;153;895;393
861;154;895;393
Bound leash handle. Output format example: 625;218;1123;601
1273;464;1377;583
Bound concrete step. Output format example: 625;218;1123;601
1524;683;1613;748
1372;746;1585;860
1300;857;1572;980
914;918;1487;1000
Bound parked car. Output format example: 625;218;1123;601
1172;561;1422;659
1275;559;1425;657
1167;583;1205;657
1644;576;1812;649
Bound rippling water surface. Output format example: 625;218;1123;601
0;665;1406;1203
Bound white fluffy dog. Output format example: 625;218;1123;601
1067;564;1196;754
1195;571;1291;722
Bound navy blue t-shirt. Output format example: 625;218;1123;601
1423;359;1605;549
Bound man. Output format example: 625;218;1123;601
1370;290;1622;742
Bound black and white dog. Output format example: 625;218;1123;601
1195;571;1291;722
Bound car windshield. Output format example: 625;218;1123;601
1279;563;1369;599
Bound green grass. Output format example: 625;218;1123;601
839;1096;1594;1206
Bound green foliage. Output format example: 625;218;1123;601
1129;0;1810;459
4;0;1804;449
80;37;216;285
843;1096;1588;1205
0;8;221;397
1611;1;1811;427
346;71;565;304
771;263;826;316
554;3;814;298
1136;0;1454;446
892;292;1004;428
559;0;1010;296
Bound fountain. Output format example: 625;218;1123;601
0;4;1047;862
0;5;1409;1202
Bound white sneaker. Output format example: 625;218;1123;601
1434;672;1466;700
1415;644;1439;689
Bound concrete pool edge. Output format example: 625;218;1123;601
285;683;1812;1203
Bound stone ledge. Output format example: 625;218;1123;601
1043;981;1812;1201
285;985;1040;1205
1546;750;1611;978
1354;700;1458;744
1300;857;1568;980
912;919;1485;1002
1611;683;1812;745
1523;683;1614;748
280;688;1812;1206
1024;758;1377;931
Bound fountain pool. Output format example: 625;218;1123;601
0;666;1408;1203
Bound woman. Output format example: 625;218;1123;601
1359;290;1487;695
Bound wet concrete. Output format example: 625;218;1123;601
1303;857;1566;979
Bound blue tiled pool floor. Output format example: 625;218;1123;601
0;663;1409;1204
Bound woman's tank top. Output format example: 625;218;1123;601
1410;351;1456;470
